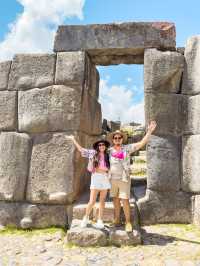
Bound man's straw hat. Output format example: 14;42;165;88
107;130;128;144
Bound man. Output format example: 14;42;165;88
108;120;157;232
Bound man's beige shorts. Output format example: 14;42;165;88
110;179;131;199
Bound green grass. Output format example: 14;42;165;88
0;225;67;236
145;223;200;238
134;159;146;163
131;170;147;176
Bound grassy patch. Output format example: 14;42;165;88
0;225;67;236
134;159;146;163
131;170;146;176
144;223;200;239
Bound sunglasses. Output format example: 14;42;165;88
113;136;122;140
98;143;105;147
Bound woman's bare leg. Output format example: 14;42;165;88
85;189;99;217
98;190;108;220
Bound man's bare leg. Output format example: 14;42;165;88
121;198;132;232
121;198;131;223
113;197;121;224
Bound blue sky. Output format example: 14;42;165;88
0;0;199;124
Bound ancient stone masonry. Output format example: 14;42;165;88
181;36;200;227
54;22;176;65
138;36;200;226
0;52;101;229
0;21;200;233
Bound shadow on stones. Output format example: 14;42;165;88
141;228;200;246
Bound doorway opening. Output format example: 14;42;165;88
97;64;147;201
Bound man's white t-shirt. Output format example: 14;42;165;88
109;144;137;180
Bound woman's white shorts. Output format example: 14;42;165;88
90;172;111;190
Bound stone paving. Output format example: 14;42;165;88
0;224;200;266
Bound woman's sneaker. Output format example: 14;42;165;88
80;216;89;228
93;219;104;229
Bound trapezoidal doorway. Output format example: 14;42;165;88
53;22;190;225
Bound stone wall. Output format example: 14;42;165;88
0;52;101;228
138;39;200;225
181;36;200;227
1;21;200;228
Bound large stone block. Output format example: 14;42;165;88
8;54;55;90
66;219;108;247
55;52;99;99
144;49;184;93
182;36;200;95
182;94;200;134
0;91;17;130
18;85;101;135
54;22;176;65
182;135;200;192
80;90;102;135
18;85;81;133
109;228;142;246
55;52;85;87
86;54;100;99
0;61;11;90
145;92;183;136
137;189;192;225
26;132;92;204
192;195;200;226
0;201;68;228
0;132;31;201
147;135;181;191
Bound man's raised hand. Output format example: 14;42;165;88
147;120;157;133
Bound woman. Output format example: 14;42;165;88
66;135;111;229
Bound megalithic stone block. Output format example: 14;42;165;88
55;52;85;87
182;135;200;192
80;90;102;135
86;54;100;99
8;54;55;90
18;85;82;133
145;92;183;136
137;189;192;225
0;132;31;201
144;48;184;93
192;195;200;226
147;135;181;191
0;201;69;228
55;51;99;99
26;132;93;204
53;22;176;65
18;85;102;135
0;61;11;90
182;94;200;135
0;91;17;130
182;36;200;95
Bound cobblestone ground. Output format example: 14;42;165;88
0;224;200;266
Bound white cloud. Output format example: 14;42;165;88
99;78;145;125
0;0;85;61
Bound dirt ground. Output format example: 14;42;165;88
0;224;200;266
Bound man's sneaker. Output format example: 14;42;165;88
80;216;89;228
125;222;133;232
93;219;104;229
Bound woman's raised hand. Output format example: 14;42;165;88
65;135;75;141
